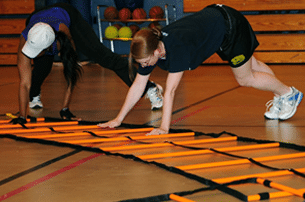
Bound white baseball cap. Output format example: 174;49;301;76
22;22;55;58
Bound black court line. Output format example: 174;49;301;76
0;149;81;186
145;85;241;125
0;82;18;87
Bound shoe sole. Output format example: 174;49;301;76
264;115;279;120
29;105;43;109
279;92;303;120
152;106;162;111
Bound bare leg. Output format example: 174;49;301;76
231;56;291;96
251;57;275;75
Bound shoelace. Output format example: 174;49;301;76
265;98;281;112
280;97;294;109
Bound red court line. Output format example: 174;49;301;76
171;106;210;125
0;153;103;201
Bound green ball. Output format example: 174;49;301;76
118;26;132;39
105;26;118;39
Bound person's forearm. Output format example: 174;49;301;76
116;83;145;122
19;83;30;118
159;71;184;133
159;90;175;132
17;35;32;118
97;74;150;129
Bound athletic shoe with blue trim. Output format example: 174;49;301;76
278;87;303;120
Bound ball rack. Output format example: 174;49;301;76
96;4;176;52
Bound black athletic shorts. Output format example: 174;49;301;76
208;4;259;68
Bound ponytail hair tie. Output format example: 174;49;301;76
151;28;162;40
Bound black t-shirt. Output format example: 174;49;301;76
138;6;226;75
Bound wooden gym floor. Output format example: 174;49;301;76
0;62;304;202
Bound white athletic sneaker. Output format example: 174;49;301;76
278;87;303;120
146;83;163;110
264;96;281;120
29;94;43;109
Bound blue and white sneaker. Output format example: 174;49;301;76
146;83;163;110
278;87;303;120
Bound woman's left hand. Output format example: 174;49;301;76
146;128;168;136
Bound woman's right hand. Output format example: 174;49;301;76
97;118;121;128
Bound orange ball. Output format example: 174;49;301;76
113;23;123;30
119;8;132;21
148;22;162;31
149;6;164;19
132;8;147;20
104;6;118;20
129;24;140;37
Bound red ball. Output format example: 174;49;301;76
119;8;132;21
132;8;147;20
149;6;164;19
113;23;123;30
129;24;140;37
148;22;162;30
104;6;118;20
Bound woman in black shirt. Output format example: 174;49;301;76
98;4;303;135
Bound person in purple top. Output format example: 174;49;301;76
12;3;163;124
98;4;303;135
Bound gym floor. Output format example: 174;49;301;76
0;62;304;202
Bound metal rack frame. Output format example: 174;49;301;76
96;4;176;52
